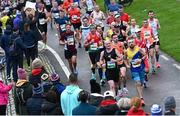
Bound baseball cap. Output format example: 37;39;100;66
104;91;115;98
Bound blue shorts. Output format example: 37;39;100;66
131;70;145;84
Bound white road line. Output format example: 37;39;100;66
39;41;70;78
160;55;169;61
173;64;180;70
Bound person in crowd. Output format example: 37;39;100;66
108;0;122;14
50;73;66;103
61;73;82;115
41;90;62;115
96;90;119;115
26;84;45;115
0;77;14;115
14;68;33;115
41;73;52;93
22;23;38;70
89;79;104;107
72;90;97;115
164;96;176;115
118;5;130;23
0;25;13;81
29;58;48;86
127;97;146;115
116;97;131;115
0;10;10;30
13;12;23;29
151;104;162;116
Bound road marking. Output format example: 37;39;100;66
160;55;169;61
39;41;70;78
173;64;180;70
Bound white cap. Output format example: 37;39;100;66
104;91;115;98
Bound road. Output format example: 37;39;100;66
46;24;180;113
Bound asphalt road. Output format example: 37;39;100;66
46;25;180;113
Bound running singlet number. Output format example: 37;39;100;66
60;24;66;31
67;36;74;45
72;15;78;20
45;0;51;5
107;61;116;69
144;31;151;39
90;43;98;51
131;59;141;68
53;13;59;19
39;18;45;25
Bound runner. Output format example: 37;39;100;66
68;3;82;48
111;34;127;92
84;25;102;80
81;17;91;43
118;5;130;23
148;10;161;68
129;18;139;38
141;19;156;73
61;24;78;74
99;40;123;96
37;3;50;49
124;39;146;106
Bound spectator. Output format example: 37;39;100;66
29;58;48;86
0;77;14;115
96;91;119;115
108;0;122;13
89;79;104;107
41;73;52;93
13;12;22;29
61;73;82;115
41;90;62;115
0;25;13;81
151;104;162;116
116;97;131;115
22;23;37;70
127;97;146;115
26;84;45;115
72;90;97;115
50;73;66;103
164;96;176;115
14;68;33;115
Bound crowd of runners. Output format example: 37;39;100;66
0;0;177;115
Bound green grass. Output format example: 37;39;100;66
97;0;180;62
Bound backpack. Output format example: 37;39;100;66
16;87;26;105
8;36;18;56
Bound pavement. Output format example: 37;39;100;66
46;24;180;113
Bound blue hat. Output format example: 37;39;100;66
33;84;43;95
151;104;162;116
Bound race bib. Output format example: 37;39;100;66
72;15;78;20
131;59;141;68
39;18;45;25
107;61;116;69
90;43;98;51
67;36;74;45
45;0;51;5
60;24;66;31
144;31;151;39
54;13;59;19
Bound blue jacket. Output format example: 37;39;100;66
22;30;37;47
13;15;22;29
61;85;81;115
72;103;97;115
0;29;12;54
26;94;45;115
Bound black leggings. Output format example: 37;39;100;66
0;105;7;115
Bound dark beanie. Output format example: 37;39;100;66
164;96;176;111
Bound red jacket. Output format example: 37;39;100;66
0;80;13;105
127;107;146;115
100;99;116;106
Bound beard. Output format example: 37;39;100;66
130;45;135;49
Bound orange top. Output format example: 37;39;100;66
69;7;81;24
87;32;101;45
140;26;154;45
62;0;73;12
112;42;124;65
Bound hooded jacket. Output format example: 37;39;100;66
13;15;22;29
0;80;13;105
61;84;81;115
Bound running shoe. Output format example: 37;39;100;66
152;66;156;74
91;73;96;80
100;79;105;86
141;98;145;106
156;62;161;68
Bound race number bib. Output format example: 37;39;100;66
131;59;141;68
107;61;116;69
67;36;74;45
144;31;151;39
53;13;59;19
39;18;45;25
72;15;78;20
45;0;51;5
60;24;66;31
90;43;98;51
